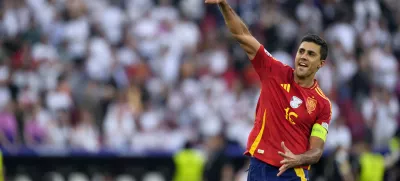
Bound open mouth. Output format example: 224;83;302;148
298;62;308;68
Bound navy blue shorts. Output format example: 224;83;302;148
247;157;309;181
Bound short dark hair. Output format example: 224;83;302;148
300;34;328;60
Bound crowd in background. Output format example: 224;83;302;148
1;0;400;180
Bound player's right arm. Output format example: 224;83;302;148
205;0;260;60
206;0;290;80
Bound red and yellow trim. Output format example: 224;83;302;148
310;80;318;89
315;87;332;119
315;87;327;99
249;110;267;155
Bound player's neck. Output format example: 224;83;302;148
294;75;315;88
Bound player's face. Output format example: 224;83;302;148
294;42;325;79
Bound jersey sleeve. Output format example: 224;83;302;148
315;100;332;132
251;45;292;80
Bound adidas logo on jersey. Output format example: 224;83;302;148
281;84;291;92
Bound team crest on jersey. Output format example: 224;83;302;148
306;97;317;114
290;96;303;109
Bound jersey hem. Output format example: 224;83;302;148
244;150;310;170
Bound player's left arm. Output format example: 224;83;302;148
277;135;326;176
298;132;326;165
299;100;331;163
278;101;331;176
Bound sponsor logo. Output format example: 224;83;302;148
290;96;302;109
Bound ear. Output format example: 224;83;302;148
319;60;326;69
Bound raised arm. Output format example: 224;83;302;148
205;0;260;60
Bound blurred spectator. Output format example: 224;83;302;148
32;35;58;63
45;75;73;112
325;16;356;55
203;134;234;181
99;1;126;45
45;109;70;151
103;91;135;151
362;87;399;149
179;0;205;21
0;103;18;151
331;41;358;86
295;0;322;34
325;116;352;152
324;115;354;181
234;159;250;181
350;53;371;103
173;141;205;181
316;61;334;97
0;58;11;110
352;136;400;181
23;107;47;149
63;0;89;58
368;43;398;91
70;109;100;152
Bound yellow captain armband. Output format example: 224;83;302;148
311;123;328;142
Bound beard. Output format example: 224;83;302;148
294;66;315;79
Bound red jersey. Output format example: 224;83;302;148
244;45;332;169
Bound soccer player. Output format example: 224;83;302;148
205;0;332;180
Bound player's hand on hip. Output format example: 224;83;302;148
277;141;302;177
205;0;225;4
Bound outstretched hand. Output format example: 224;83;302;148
205;0;225;4
277;142;303;177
